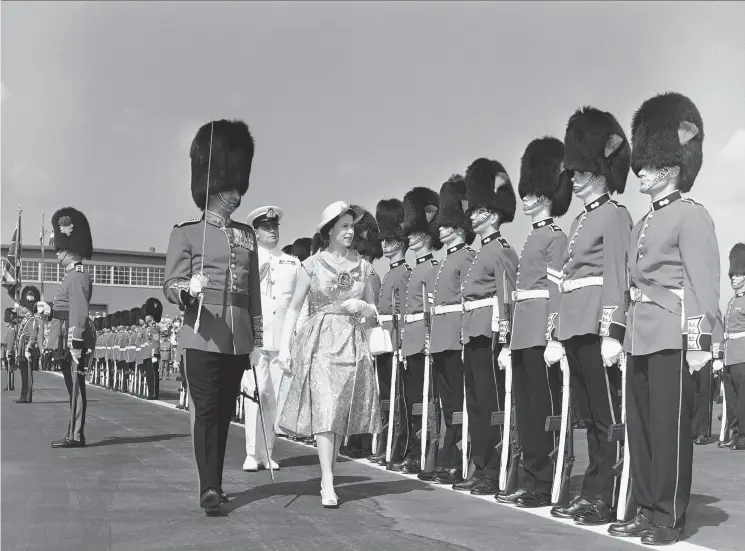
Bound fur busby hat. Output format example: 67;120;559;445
376;198;406;243
729;243;745;278
190;119;255;210
129;307;142;326
437;175;476;244
105;314;112;329
281;244;294;256
403;187;442;250
143;297;163;323
351;207;383;261
311;233;324;254
94;317;103;331
465;158;516;223
631;92;704;193
19;285;41;311
519;137;573;217
52;207;93;259
5;308;17;323
292;237;313;262
563;107;630;194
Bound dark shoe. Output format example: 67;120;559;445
574;500;612;525
417;469;438;481
470;478;498;496
401;457;421;475
641;525;682;546
516;491;551;508
608;513;654;538
387;461;404;472
14;398;28;403
435;468;463;485
219;491;229;504
200;488;221;516
718;437;735;448
51;437;86;448
453;475;480;491
176;404;185;410
367;451;385;464
693;434;711;446
551;496;592;519
496;488;528;504
732;437;745;450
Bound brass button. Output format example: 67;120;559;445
231;264;236;270
231;252;236;259
232;274;237;280
232;285;237;291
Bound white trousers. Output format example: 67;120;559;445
242;349;283;459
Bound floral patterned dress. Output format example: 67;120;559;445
278;253;382;437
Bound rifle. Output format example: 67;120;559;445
498;273;519;493
719;376;729;444
609;353;636;521
385;289;401;464
419;283;439;469
546;355;574;505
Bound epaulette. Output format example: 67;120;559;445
608;199;628;211
497;237;511;249
465;246;477;252
174;217;201;228
231;220;254;231
75;264;85;273
549;223;563;232
430;259;439;266
405;264;413;272
681;197;703;207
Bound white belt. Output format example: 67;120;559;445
629;287;684;303
405;313;425;323
559;277;604;293
433;304;463;315
511;289;549;302
463;297;497;311
724;331;745;340
378;314;401;323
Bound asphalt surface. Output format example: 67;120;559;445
1;371;742;551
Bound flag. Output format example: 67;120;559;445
2;218;22;298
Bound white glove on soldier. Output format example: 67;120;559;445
544;340;565;366
36;301;51;316
188;273;209;298
601;337;623;368
70;348;82;361
497;348;511;371
713;359;724;372
25;349;32;360
687;351;711;374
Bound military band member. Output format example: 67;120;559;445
455;158;517;496
427;175;476;484
2;308;18;391
241;205;299;472
164;119;262;515
397;186;442;475
37;207;94;448
717;243;745;449
544;107;632;524
498;137;571;507
369;199;411;465
15;285;41;403
143;298;163;399
608;92;720;545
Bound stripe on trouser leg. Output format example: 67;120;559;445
603;366;620;505
673;351;684;525
545;361;557;457
183;353;201;497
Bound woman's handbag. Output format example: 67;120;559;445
364;306;393;357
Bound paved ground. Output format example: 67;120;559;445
1;371;742;551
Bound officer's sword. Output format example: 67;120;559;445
193;122;214;334
242;361;275;482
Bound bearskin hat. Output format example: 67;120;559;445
563;107;630;194
376;198;406;243
190;119;255;210
94;317;103;331
105;314;112;329
465;158;516;224
729;243;745;278
52;207;93;259
436;175;476;245
350;206;384;261
19;285;41;311
311;232;325;254
143;297;163;323
519;137;573;217
281;244;294;256
292;237;313;262
128;307;142;326
5;308;16;323
403;187;442;250
631;92;704;193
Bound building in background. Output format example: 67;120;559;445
0;244;177;319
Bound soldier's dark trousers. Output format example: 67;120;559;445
60;352;88;442
18;358;33;401
512;346;561;494
184;349;246;496
563;334;621;507
144;359;159;398
463;336;505;482
402;354;426;461
724;363;745;436
627;350;694;528
375;352;393;455
691;361;713;436
433;349;464;470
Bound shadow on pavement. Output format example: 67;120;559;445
86;433;191;447
686;494;729;537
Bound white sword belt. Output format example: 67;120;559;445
629;286;684;303
432;304;463;315
724;331;745;340
463;297;498;311
405;313;425;323
558;276;604;293
378;314;401;323
511;289;550;302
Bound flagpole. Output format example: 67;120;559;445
15;206;22;303
40;209;45;300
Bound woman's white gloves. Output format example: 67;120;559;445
340;298;376;318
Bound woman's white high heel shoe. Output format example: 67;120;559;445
320;483;339;509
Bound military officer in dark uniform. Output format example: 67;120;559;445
454;158;518;496
143;298;163;399
15;285;41;403
37;207;94;448
2;308;18;391
498;137;571;507
164;119;262;515
609;92;720;545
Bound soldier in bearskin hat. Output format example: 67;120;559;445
2;307;18;391
36;207;94;447
718;243;745;450
610;92;720;545
368;198;412;467
496;137;571;507
454;159;518;497
396;186;441;475
426;175;477;485
164;119;262;515
543;107;632;525
141;298;163;399
14;285;41;403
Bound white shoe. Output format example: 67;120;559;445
262;458;280;471
242;456;259;472
320;483;339;508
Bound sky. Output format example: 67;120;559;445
2;1;745;302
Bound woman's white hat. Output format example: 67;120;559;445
317;201;364;231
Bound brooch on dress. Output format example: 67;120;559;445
336;271;353;289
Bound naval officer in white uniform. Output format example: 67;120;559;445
242;206;301;471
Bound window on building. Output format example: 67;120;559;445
149;267;165;287
43;262;59;283
113;266;130;286
86;264;96;283
131;266;148;286
95;265;112;285
21;260;39;282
